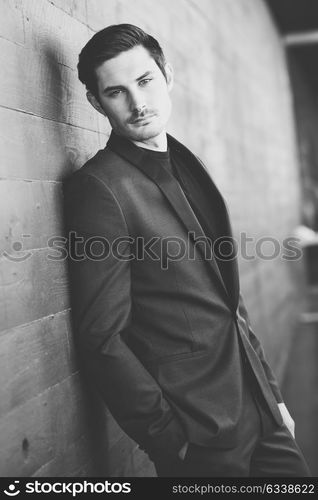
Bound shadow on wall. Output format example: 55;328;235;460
43;41;117;476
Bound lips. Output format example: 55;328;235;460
130;113;156;124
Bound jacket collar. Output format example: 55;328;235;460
107;131;239;308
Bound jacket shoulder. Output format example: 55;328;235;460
65;146;129;186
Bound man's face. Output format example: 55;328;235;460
88;45;173;143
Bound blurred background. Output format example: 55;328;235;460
0;0;317;476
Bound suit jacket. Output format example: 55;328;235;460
63;131;283;463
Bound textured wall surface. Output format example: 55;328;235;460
0;0;301;476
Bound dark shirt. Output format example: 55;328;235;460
139;145;218;237
139;144;235;296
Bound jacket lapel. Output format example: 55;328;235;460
107;132;238;308
168;134;240;308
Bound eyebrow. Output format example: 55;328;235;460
102;71;154;94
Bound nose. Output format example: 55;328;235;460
129;89;146;114
135;104;146;114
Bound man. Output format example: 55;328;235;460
63;24;311;476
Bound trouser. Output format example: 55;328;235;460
155;369;312;477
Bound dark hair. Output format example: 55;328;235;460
78;24;167;97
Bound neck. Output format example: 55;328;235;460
131;131;167;152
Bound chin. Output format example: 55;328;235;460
131;124;165;142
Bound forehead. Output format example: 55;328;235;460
95;45;159;87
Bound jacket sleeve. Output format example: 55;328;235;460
63;171;187;462
238;293;284;403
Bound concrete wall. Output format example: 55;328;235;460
0;0;301;476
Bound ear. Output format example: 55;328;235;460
86;91;107;116
164;62;174;92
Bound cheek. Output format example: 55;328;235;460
152;86;170;107
158;91;171;114
102;102;126;122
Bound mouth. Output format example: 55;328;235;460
130;113;156;125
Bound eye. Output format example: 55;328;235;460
109;89;125;97
139;78;152;87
